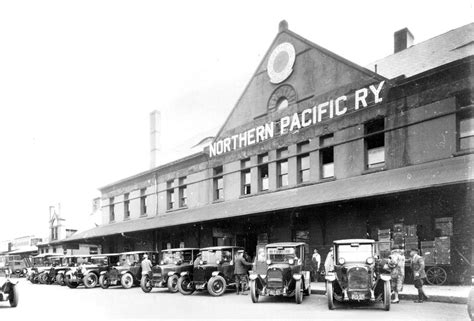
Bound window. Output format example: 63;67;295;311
258;153;269;191
365;118;385;168
213;166;224;201
167;180;175;210
277;148;289;188
456;91;474;151
241;158;251;195
124;193;130;219
320;134;334;178
53;248;56;253
297;141;310;183
140;189;147;216
179;177;187;207
109;197;115;222
89;247;98;255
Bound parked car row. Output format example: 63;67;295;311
26;240;394;310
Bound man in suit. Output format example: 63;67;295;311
410;248;429;303
234;250;253;295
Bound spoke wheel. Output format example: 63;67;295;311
177;276;195;295
99;275;110;289
426;266;447;285
295;279;303;304
250;280;259;303
327;282;335;310
84;273;98;288
167;275;179;293
121;273;134;289
383;281;391;311
207;275;227;296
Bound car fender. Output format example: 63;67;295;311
167;271;177;277
65;270;73;277
100;271;107;275
380;274;391;282
249;274;265;289
292;274;302;281
120;270;129;275
211;271;222;277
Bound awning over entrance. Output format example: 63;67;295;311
62;154;473;243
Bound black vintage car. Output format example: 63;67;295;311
28;254;64;284
325;239;392;311
0;269;18;307
249;242;311;304
177;246;243;296
99;251;159;289
141;248;199;293
39;255;91;285
65;253;121;288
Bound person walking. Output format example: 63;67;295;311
234;249;253;295
388;245;405;303
410;248;429;303
141;254;153;276
311;249;321;281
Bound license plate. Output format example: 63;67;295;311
351;293;365;300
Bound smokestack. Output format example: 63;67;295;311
394;28;414;53
150;110;161;169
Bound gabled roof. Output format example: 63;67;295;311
367;23;474;79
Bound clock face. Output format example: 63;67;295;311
267;42;296;84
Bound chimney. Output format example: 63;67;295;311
394;28;414;53
150;110;161;169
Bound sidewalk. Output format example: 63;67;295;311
310;281;470;304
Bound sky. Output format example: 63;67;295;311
0;0;472;242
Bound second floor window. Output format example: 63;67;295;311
320;134;334;179
277;148;289;188
241;158;251;195
365;118;385;169
124;193;130;219
179;177;187;207
167;180;175;210
109;197;115;222
298;141;310;183
140;189;147;216
258;154;269;191
214;166;224;201
457;91;474;151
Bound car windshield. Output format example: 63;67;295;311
161;251;184;264
119;254;139;266
201;250;232;264
337;243;374;263
91;257;106;265
266;247;296;263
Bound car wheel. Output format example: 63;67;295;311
32;275;39;284
84;273;98;288
121;273;134;289
177;276;195;295
99;275;110;289
207;275;227;297
38;272;48;284
250;280;259;303
167;274;179;293
295;279;303;304
426;266;447;285
9;285;19;307
327;282;335;310
65;276;79;288
56;274;65;286
383;280;391;311
141;275;153;293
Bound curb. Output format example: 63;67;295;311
310;289;467;305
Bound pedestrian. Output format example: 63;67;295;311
324;247;334;274
410;248;429;303
141;253;153;276
388;245;405;303
234;249;253;295
311;249;321;282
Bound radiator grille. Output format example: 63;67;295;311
267;269;283;289
348;267;369;290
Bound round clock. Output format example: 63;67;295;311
267;42;296;84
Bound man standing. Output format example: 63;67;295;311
141;254;153;276
410;248;429;303
234;249;253;295
311;249;321;281
389;246;405;303
324;247;334;274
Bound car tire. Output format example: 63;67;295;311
99;275;110;289
65;276;79;289
383;280;391;311
121;273;134;289
56;274;65;286
141;275;153;293
167;274;179;293
84;273;98;288
177;275;195;295
327;281;335;310
250;280;259;303
295;279;303;304
207;275;227;297
38;272;48;284
9;285;19;307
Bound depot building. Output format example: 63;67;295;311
54;21;473;284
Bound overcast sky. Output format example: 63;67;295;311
0;0;472;242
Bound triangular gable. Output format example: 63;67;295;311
214;22;386;142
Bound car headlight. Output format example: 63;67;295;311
160;260;164;265
266;259;272;265
288;259;294;265
199;260;203;265
81;267;87;274
366;257;374;265
260;274;266;280
216;260;221;264
338;257;345;265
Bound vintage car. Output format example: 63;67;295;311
141;248;199;293
0;269;18;307
65;253;121;288
0;254;30;277
27;253;64;284
249;242;311;304
39;255;91;285
325;239;392;311
177;246;243;296
99;251;159;289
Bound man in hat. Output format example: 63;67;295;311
311;249;321;281
234;249;253;295
141;253;153;275
410;248;429;303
